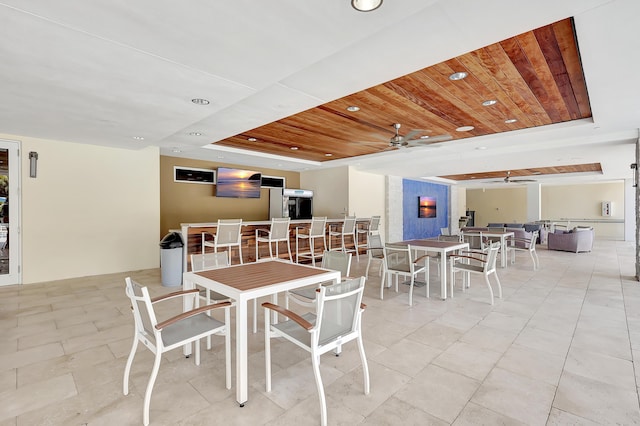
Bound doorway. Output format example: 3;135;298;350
0;140;21;286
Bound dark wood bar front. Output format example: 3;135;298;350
180;219;371;271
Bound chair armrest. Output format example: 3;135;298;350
461;250;487;255
151;288;199;303
450;254;487;264
360;303;367;310
414;254;432;264
262;302;313;330
155;301;232;330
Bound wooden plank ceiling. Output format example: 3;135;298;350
440;163;603;181
212;18;591;172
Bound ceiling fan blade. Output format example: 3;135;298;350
405;134;453;146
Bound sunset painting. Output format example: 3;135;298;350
419;196;437;218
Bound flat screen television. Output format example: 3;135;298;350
418;196;437;218
216;167;262;198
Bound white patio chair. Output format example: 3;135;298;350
201;218;243;264
296;216;327;265
365;233;385;279
449;241;502;305
382;244;430;305
286;250;351;309
328;216;359;260
508;230;540;270
262;277;369;426
255;217;292;262
123;277;231;426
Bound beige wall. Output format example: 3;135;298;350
160;156;300;234
465;182;625;238
300;166;349;218
348;168;386;235
466;187;528;226
542;182;624;238
13;134;160;284
299;166;386;231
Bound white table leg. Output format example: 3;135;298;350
500;237;508;267
183;279;194;357
441;250;447;300
236;296;248;406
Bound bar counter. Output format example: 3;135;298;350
180;218;371;271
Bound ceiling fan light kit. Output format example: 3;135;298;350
387;123;452;148
351;0;383;12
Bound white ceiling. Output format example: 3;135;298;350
0;0;638;188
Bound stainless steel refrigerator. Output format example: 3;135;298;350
269;188;313;220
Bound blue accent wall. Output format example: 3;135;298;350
403;179;449;240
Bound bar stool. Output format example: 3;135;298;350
328;216;359;261
255;217;292;262
201;219;243;264
357;215;380;253
296;216;327;266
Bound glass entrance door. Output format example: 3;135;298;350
0;140;20;286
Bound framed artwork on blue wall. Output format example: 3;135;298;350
419;196;437;218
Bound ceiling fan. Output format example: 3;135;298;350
387;123;452;148
491;171;537;184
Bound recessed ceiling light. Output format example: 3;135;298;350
470;176;476;179
172;148;182;153
247;137;257;142
133;136;144;140
532;171;542;175
482;100;497;106
456;126;475;132
191;98;210;105
351;0;383;12
505;118;518;124
290;146;299;150
449;72;468;81
325;153;333;157
189;132;202;136
346;106;360;112
420;135;430;139
217;155;224;159
475;146;487;150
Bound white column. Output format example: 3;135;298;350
625;179;636;242
385;175;403;243
450;185;459;234
526;184;541;222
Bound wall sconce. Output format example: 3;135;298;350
29;151;38;178
631;163;637;187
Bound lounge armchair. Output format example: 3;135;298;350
547;228;594;253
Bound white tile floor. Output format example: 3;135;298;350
1;239;640;425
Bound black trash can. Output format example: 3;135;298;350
159;232;184;287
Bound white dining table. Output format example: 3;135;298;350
182;259;340;406
390;239;469;300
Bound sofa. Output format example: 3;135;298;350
547;227;594;253
486;222;546;244
461;226;533;249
